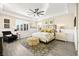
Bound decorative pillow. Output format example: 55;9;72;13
6;34;12;37
41;28;55;33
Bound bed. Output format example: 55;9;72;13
32;28;55;43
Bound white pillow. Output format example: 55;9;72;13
6;34;12;37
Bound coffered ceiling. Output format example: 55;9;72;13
0;3;76;21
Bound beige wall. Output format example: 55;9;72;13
0;15;16;33
54;14;75;29
55;14;75;42
39;13;75;29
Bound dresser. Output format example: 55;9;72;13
56;30;74;42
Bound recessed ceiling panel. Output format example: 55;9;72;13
2;3;76;20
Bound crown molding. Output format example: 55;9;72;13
0;9;38;22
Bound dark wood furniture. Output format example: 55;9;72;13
0;37;3;56
2;31;17;43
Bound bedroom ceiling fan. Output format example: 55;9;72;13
27;8;45;17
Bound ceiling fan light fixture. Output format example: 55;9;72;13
27;8;45;17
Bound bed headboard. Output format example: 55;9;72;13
38;24;57;33
40;24;57;30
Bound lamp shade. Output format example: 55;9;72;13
60;26;64;29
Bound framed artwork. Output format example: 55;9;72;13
4;19;10;28
4;19;10;23
74;17;76;27
4;24;10;28
17;25;19;31
50;20;53;24
45;21;48;24
30;23;37;29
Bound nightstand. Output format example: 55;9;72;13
56;32;67;41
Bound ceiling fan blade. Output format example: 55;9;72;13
27;13;33;15
37;14;44;16
35;8;39;12
27;8;44;16
29;9;35;13
37;11;44;14
37;13;40;16
39;11;44;13
40;14;44;15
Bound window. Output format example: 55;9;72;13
21;24;23;31
4;19;10;28
27;24;28;30
24;24;26;31
16;24;29;31
17;25;19;31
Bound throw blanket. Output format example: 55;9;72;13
32;32;54;43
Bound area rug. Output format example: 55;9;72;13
21;40;54;56
21;39;76;56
